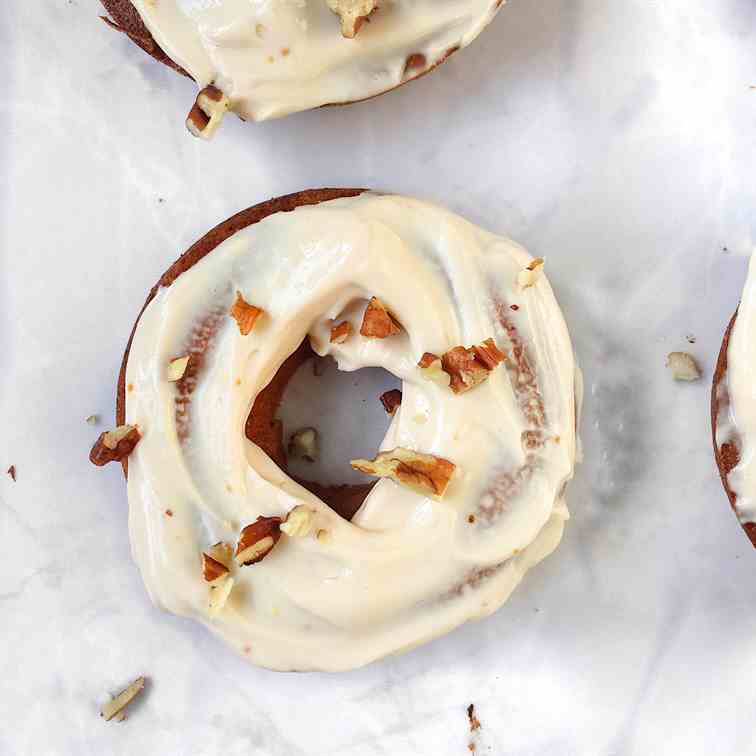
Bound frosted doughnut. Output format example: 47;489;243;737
113;189;579;671
111;0;505;126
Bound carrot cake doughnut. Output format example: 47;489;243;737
99;0;506;136
89;188;580;671
712;254;756;547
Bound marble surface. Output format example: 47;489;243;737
3;1;756;753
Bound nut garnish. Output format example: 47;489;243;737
230;291;264;335
441;338;505;394
418;352;451;386
326;0;377;37
235;516;282;566
89;425;141;466
351;447;456;498
6;465;16;482
85;414;99;425
360;297;402;338
167;355;190;382
100;676;146;722
667;352;701;382
280;505;316;537
288;427;318;462
517;257;545;289
186;85;230;140
208;576;234;616
330;320;353;344
202;552;230;585
206;541;233;566
380;389;402;415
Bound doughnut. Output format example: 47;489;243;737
99;0;505;134
90;189;580;671
712;254;756;547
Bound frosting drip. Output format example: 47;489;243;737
125;193;578;670
129;0;504;121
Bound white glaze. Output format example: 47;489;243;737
129;0;503;121
124;193;578;671
725;252;756;523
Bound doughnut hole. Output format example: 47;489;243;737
245;340;400;520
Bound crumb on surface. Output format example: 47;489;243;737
6;465;16;482
165;509;173;517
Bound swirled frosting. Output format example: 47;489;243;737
125;193;579;671
128;0;503;121
724;253;756;524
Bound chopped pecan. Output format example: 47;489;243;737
280;505;316;537
89;425;141;466
418;352;451;386
360;297;402;338
208;576;234;616
667;352;701;382
230;291;264;335
330;320;353;344
379;389;402;415
201;552;230;585
517;257;545;289
235;516;282;566
100;677;145;722
351;447;456;497
326;0;377;37
167;355;190;382
186;85;230;140
288;427;318;462
441;338;505;394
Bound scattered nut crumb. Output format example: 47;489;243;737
326;0;377;37
667;352;701;382
89;425;141;466
380;389;402;415
100;677;145;722
418;352;451;386
186;85;230;140
467;514;476;524
360;297;402;338
330;320;353;344
686;334;696;344
6;465;16;482
442;338;506;394
85;414;99;426
230;291;264;335
510;304;519;311
517;257;545;289
281;505;316;537
288;427;318;462
165;509;173;517
351;447;456;497
467;704;481;731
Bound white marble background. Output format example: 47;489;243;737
3;1;756;754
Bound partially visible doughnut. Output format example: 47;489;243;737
99;0;505;132
712;254;756;547
101;189;579;671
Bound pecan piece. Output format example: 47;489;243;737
201;552;230;585
280;505;316;538
351;447;456;497
89;425;141;466
288;427;318;462
235;516;282;566
667;352;701;382
379;389;402;415
230;291;264;335
517;257;545;289
417;352;451;386
330;320;353;344
326;0;377;38
100;676;145;722
441;338;505;394
360;297;402;338
186;85;230;140
167;355;190;382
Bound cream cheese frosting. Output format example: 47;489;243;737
724;253;756;524
128;0;504;121
124;193;579;671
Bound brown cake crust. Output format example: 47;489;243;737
116;188;372;520
98;0;478;113
711;309;756;547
